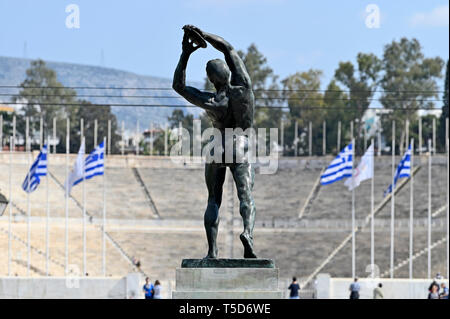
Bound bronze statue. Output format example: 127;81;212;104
173;25;257;259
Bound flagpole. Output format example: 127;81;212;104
351;138;356;279
26;117;30;276
65;117;70;275
0;114;3;152
309;121;312;157
121;121;125;156
409;138;414;279
294;121;298;157
94;119;98;147
53;117;56;154
45;135;50;276
80;118;85;276
390;120;395;279
280;119;284;156
12;115;16;151
149;122;153;155
446;137;449;281
322;121;326;156
405;120;409;155
136;120;139;156
164;123;168;156
370;138;375;278
432;118;436;155
350;121;353;144
108;119;111;156
377;130;381;157
82;136;86;276
418;117;422;156
8;136;12;276
39;117;43;150
427;139;432;279
337;121;341;154
102;136;107;276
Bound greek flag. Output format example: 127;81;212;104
384;144;411;196
22;145;48;193
65;141;105;194
320;143;353;185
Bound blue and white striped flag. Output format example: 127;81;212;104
384;144;411;196
65;141;105;194
320;143;353;185
22;145;48;193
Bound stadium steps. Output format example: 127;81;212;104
380;236;448;278
0;226;65;274
302;166;422;286
48;170;149;278
0;198;67;275
298;167;324;219
131;168;161;219
135;167;207;219
11;258;46;276
432;205;447;218
10;201;26;216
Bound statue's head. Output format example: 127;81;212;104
206;59;230;88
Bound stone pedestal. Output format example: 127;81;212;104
172;259;283;299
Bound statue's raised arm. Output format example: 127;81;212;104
184;25;252;89
172;29;227;116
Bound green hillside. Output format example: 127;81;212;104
0;56;202;129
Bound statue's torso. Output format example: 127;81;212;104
206;86;254;131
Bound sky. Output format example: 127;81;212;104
0;0;448;88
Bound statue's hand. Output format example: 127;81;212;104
183;25;204;38
182;33;201;54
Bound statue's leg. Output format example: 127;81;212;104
230;163;257;258
204;163;226;259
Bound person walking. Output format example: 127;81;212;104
143;277;154;299
349;278;360;299
428;281;440;299
439;283;448;299
373;283;384;299
288;277;300;299
153;280;162;299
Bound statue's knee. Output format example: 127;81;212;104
205;217;219;228
239;201;249;212
237;188;252;203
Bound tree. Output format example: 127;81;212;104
15;60;120;153
164;109;213;156
379;38;444;153
334;53;381;154
13;59;77;136
237;44;283;130
0;109;14;146
438;60;449;151
322;80;352;154
65;101;121;153
168;109;194;132
281;69;324;155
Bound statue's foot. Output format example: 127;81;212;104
240;232;257;258
203;248;218;259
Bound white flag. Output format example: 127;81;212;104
64;141;85;195
344;143;374;191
